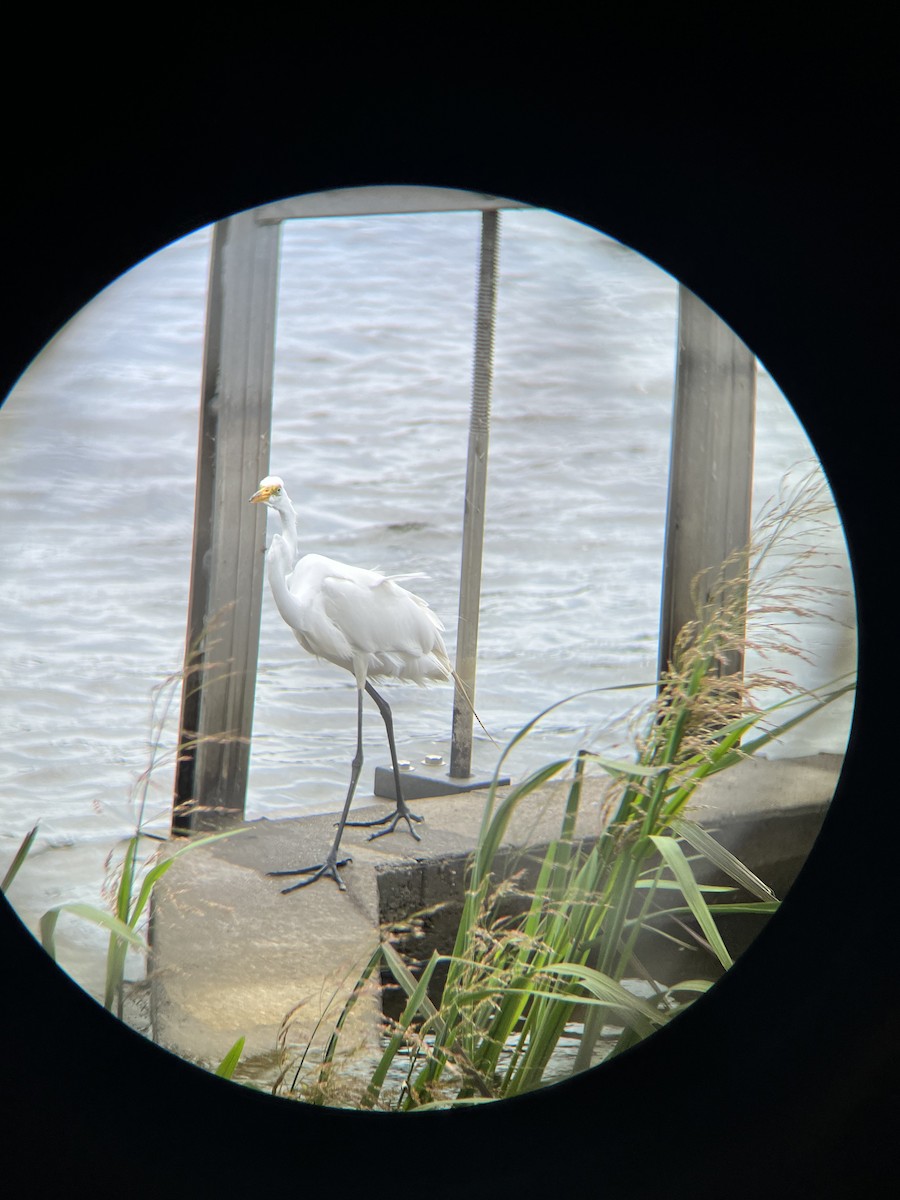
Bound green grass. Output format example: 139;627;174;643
289;467;854;1110
2;468;850;1103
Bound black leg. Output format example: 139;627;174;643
267;687;365;892
344;681;423;841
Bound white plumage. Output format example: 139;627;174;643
266;542;451;690
250;475;450;892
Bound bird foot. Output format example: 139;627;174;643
267;855;352;893
345;803;423;842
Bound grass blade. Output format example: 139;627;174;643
670;817;779;902
128;826;246;929
40;903;147;962
363;950;446;1109
649;836;734;970
1;824;39;892
214;1036;246;1079
587;753;671;780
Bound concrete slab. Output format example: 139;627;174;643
148;753;842;1084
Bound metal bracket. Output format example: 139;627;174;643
373;761;509;801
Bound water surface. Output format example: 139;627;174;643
0;202;856;995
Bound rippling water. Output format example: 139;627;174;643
0;200;856;993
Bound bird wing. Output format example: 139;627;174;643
280;555;357;669
323;574;441;651
282;553;450;684
314;559;449;681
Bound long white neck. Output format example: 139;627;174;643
265;534;306;633
273;494;300;565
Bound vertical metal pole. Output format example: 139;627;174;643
658;285;757;680
173;211;281;832
449;209;501;779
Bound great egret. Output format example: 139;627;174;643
250;476;451;892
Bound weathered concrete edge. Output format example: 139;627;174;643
149;753;842;1068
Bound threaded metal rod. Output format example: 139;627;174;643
450;208;500;778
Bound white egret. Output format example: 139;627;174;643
250;476;451;892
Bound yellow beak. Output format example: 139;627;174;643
249;485;277;504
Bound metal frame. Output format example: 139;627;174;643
173;187;524;832
173;187;757;833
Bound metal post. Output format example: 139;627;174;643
658;285;757;680
173;211;281;833
449;208;500;779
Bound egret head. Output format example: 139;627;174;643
250;476;287;507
